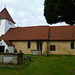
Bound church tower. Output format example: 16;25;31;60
0;8;15;36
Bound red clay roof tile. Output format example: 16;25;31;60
49;26;75;40
4;40;14;46
0;8;15;23
0;25;75;41
0;26;49;40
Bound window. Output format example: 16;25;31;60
71;42;74;49
8;21;12;25
37;41;42;50
28;41;30;48
40;42;42;50
37;41;39;50
50;45;55;51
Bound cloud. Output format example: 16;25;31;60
0;0;68;27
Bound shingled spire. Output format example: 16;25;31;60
0;8;15;23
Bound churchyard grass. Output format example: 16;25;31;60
0;55;75;75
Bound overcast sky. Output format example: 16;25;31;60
0;0;68;27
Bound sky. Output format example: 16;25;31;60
0;0;68;27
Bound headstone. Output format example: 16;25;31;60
3;57;13;63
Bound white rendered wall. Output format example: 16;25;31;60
0;19;15;36
8;46;15;53
0;40;14;53
5;19;15;33
0;19;6;36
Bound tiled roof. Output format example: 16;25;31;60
0;8;15;23
4;40;14;46
0;25;75;41
49;26;75;40
0;26;49;40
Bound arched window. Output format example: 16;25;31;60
71;42;74;49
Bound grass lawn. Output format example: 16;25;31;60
0;55;75;75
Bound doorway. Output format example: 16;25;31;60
37;41;42;55
0;46;4;53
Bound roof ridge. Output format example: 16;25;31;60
10;25;75;29
49;25;75;27
9;25;49;29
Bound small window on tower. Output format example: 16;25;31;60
8;21;12;25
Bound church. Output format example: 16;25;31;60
0;8;75;55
